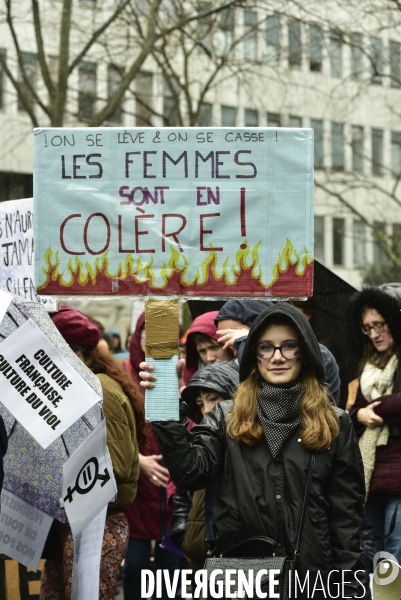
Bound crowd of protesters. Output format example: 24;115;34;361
1;283;401;599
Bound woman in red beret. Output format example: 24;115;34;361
40;306;147;600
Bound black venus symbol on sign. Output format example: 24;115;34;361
64;457;111;503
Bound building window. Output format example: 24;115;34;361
311;119;323;168
221;105;236;126
18;52;38;112
352;126;364;173
372;128;383;176
266;15;280;65
219;8;234;55
350;33;363;80
353;220;366;268
0;49;6;109
390;41;401;89
244;109;258;126
197;1;212;50
244;11;258;61
370;37;382;84
78;61;96;121
135;71;153;127
107;64;124;124
392;223;401;258
163;79;180;126
373;221;386;266
267;112;280;127
198;103;212;126
314;216;325;262
309;24;323;72
391;131;401;176
331;122;344;171
289;115;302;127
333;218;345;266
288;19;302;68
330;30;342;77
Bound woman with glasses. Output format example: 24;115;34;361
348;284;401;564
145;303;366;598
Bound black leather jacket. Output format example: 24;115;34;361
153;401;366;598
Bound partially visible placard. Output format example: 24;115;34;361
0;490;53;571
62;420;117;537
0;198;57;309
0;319;101;448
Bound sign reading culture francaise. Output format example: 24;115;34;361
33;127;314;297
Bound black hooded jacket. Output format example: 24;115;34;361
153;305;366;598
216;299;341;404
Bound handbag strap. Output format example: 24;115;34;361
293;454;315;560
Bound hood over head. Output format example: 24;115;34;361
239;303;325;383
347;285;401;358
181;362;239;423
184;311;220;383
215;299;277;328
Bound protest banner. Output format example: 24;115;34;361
0;490;53;571
62;420;117;537
33;127;314;298
0;198;57;309
0;318;102;448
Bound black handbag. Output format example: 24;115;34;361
204;455;315;599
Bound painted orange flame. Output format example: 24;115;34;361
38;239;313;297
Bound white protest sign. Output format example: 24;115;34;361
0;198;57;309
0;318;101;448
0;289;13;323
0;490;53;571
71;506;107;600
62;420;117;537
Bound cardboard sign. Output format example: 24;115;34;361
0;198;57;309
62;420;117;537
0;490;53;571
71;506;107;600
0;319;101;448
33;127;314;298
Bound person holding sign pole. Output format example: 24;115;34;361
142;303;366;599
40;306;146;600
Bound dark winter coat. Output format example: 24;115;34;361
348;286;401;495
0;415;7;494
153;304;366;598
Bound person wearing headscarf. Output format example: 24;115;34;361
149;303;366;599
122;311;181;600
349;284;401;564
40;306;144;600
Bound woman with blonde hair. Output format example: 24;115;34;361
148;303;366;598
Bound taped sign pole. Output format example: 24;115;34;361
144;299;180;421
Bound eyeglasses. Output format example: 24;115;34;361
361;321;388;335
255;342;301;360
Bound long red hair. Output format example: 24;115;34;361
73;343;148;451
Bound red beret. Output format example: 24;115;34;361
50;305;100;347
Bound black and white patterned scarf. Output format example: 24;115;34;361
257;381;303;459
